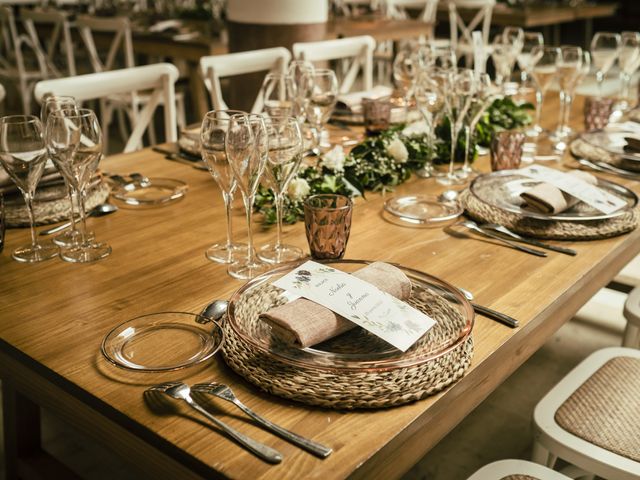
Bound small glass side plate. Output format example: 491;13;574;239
383;195;463;227
111;177;188;206
101;312;224;372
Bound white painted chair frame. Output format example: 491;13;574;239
467;459;572;480
334;0;378;17
199;47;291;113
0;82;5;115
293;35;376;94
622;285;640;347
34;63;179;154
448;0;495;66
384;0;438;24
532;347;640;480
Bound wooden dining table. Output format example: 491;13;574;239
2;95;639;479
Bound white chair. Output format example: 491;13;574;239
0;5;50;114
34;63;179;154
532;347;640;480
448;0;495;67
622;285;640;347
293;35;376;94
468;459;572;480
21;7;76;77
0;82;6;115
384;0;438;26
334;0;378;17
199;47;291;113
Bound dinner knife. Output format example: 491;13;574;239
480;224;577;256
152;146;208;171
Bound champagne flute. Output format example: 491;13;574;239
258;116;304;264
502;26;524;82
530;46;560;137
200;109;248;264
591;32;621;97
46;108;110;263
393;47;419;107
0;115;58;262
618;31;640;111
552;46;583;147
517;32;544;84
40;95;85;248
304;69;338;152
226;113;270;280
490;35;512;88
261;73;295;118
414;69;444;178
288;59;315;124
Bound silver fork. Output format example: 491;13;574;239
456;220;547;257
148;382;283;464
192;382;332;458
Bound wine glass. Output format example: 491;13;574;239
431;44;457;71
258;115;304;264
226;113;270;280
502;26;524;81
517;32;544;84
303;68;338;152
617;31;640;111
288;59;315;124
490;35;511;87
200;109;248;264
413;69;444;178
591;32;621;97
552;46;583;148
393;47;419;106
40;95;85;248
0;115;58;262
530;46;560;137
46;108;110;263
261;73;295;118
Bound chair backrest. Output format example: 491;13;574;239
334;0;377;17
21;8;76;76
34;63;179;153
292;35;376;93
385;0;437;22
199;47;291;113
448;0;495;53
75;14;134;73
0;82;5;103
0;5;47;76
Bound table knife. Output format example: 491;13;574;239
480;224;577;256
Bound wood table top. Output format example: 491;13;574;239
1;95;638;479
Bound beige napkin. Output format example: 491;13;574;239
261;262;412;348
520;170;597;214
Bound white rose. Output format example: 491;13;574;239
287;178;311;201
386;137;409;163
402;121;429;137
321;145;345;172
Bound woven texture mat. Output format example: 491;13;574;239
570;138;640;172
5;181;110;227
500;476;538;480
459;189;639;240
222;282;473;409
555;356;640;462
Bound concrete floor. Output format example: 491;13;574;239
0;289;628;480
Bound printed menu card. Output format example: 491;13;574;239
273;261;436;352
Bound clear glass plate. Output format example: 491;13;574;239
470;170;637;221
101;312;224;372
226;259;474;371
580;130;639;159
383;195;463;224
111;177;188;206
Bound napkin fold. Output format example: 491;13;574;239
520;170;597;214
260;261;412;348
624;136;640;154
336;85;393;114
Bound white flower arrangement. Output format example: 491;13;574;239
287;177;311;201
321;145;346;172
385;136;409;163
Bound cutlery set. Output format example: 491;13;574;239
147;381;332;463
152;145;209;170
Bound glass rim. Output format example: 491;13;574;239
304;194;353;211
0;114;40;125
204;109;247;119
43;95;76;103
49;107;96;119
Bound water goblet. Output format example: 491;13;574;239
552;46;583;149
0;115;58;262
46;108;111;263
260;73;295;118
617;31;640;111
303;68;338;152
226;113;270;280
530;46;560;138
200;109;248;264
258;115;304;264
591;31;621;97
414;69;445;178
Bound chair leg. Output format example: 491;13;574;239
622;323;640;347
559;464;594;479
176;95;186;129
531;441;557;468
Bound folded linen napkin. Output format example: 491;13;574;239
520;170;598;214
624;136;640;153
260;261;412;348
336;85;393;114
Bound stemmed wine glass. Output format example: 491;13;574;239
46;108;111;263
517;32;544;84
552;46;583;148
530;46;560;137
490;35;512;88
393;47;419;107
591;32;621;97
257;116;304;264
617;31;640;111
40;95;85;248
502;26;525;82
0;115;58;262
200;109;248;264
303;68;338;152
288;59;315;124
261;73;295;118
414;69;444;178
226;113;270;280
431;45;457;71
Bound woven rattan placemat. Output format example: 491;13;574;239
459;189;639;240
500;476;539;480
570;138;640;172
222;282;473;409
555;356;640;462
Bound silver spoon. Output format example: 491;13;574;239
438;189;460;203
39;203;118;236
149;382;283;464
197;299;228;324
456;287;519;328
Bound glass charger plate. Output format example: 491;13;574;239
101;312;224;372
580;130;640;160
226;259;474;371
383;195;462;227
111;177;188;206
470;170;638;221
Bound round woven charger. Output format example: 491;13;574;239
5;181;110;227
222;282;474;410
459;189;639;240
570;138;640;172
